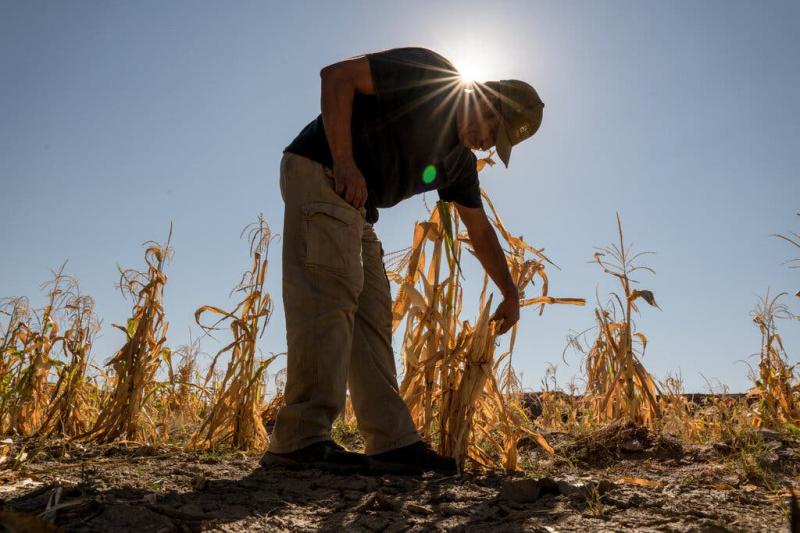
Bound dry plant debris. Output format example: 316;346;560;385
386;188;585;471
4;265;74;436
569;214;662;427
81;228;173;444
747;290;800;427
36;292;100;439
189;214;277;451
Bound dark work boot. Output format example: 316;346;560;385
260;440;369;474
368;441;457;475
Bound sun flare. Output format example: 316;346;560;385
455;57;488;85
448;43;499;85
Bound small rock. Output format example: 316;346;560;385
556;477;616;500
654;433;684;459
355;493;399;513
556;479;589;498
501;477;559;503
133;445;157;457
620;438;644;452
405;503;432;515
437;501;467;516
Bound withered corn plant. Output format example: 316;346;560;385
657;373;705;442
159;339;205;441
576;214;662;427
261;368;286;430
189;215;276;451
747;290;799;426
82;229;172;443
37;292;100;438
6;265;74;436
387;188;583;471
535;364;586;432
0;297;32;433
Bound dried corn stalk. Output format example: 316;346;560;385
160;339;205;440
0;297;32;433
747;290;799;426
189;215;275;451
6;266;73;436
37;292;100;438
261;368;286;431
82;229;172;443
535;364;585;431
387;188;584;471
579;214;661;427
657;373;704;442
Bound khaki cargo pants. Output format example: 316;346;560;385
268;152;420;455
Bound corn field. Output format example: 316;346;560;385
0;198;798;472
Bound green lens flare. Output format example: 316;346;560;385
422;164;437;184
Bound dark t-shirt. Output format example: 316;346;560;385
284;47;483;224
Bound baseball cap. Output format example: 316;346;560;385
483;80;544;167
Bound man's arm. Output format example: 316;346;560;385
455;203;520;335
319;56;374;209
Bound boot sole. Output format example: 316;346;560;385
260;452;369;474
366;458;425;476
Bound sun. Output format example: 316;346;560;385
457;59;484;84
455;57;488;85
447;42;497;85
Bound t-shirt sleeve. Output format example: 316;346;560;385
437;148;483;208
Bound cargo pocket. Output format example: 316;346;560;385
302;201;362;275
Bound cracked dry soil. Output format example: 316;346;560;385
1;431;798;532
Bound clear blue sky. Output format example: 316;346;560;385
1;0;798;393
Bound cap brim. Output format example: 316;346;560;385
495;120;512;168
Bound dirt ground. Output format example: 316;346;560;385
1;425;798;532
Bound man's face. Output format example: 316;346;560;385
458;93;501;152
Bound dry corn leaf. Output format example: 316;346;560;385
766;488;800;500
520;296;586;308
629;289;660;309
616;477;661;488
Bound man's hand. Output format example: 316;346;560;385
333;160;368;209
456;203;520;336
491;294;520;335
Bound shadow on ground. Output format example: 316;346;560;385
4;464;538;532
2;429;797;532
